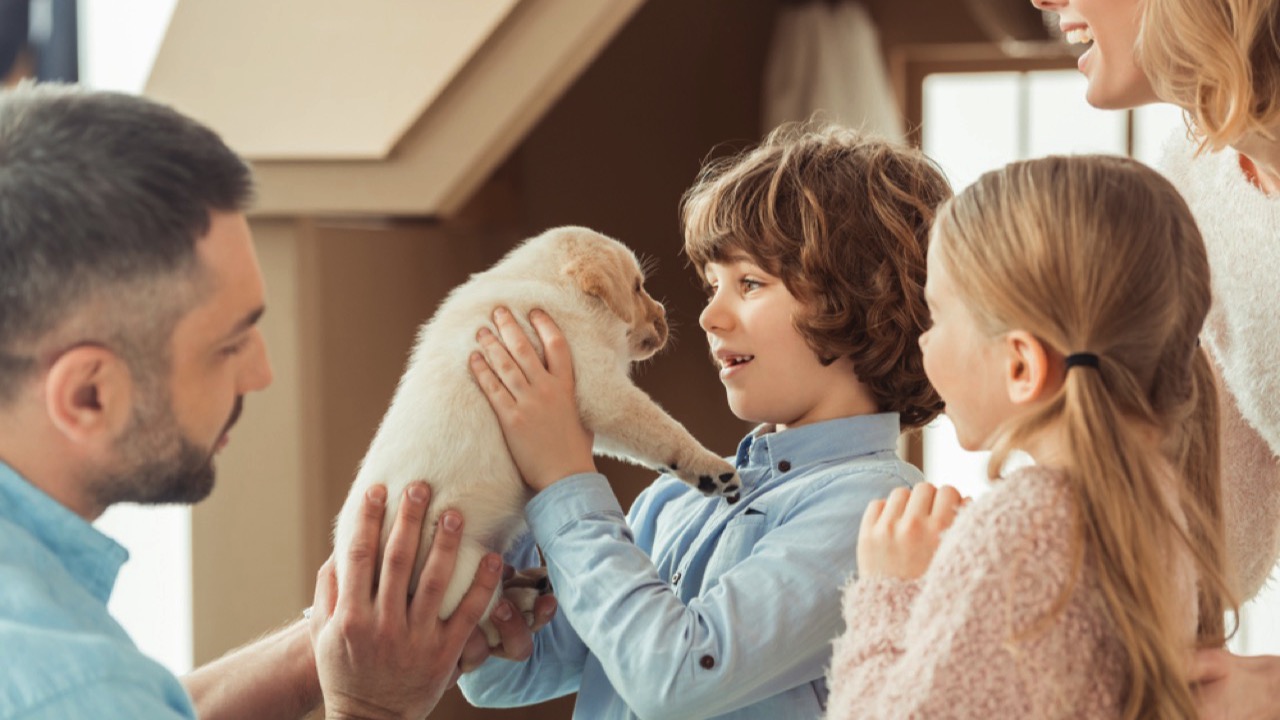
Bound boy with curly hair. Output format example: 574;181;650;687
460;124;952;718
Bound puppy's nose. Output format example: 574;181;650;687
653;314;669;346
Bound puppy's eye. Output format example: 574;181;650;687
634;279;642;293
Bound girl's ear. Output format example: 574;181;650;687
1002;330;1063;406
44;345;136;451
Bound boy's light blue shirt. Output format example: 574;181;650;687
460;412;919;720
0;461;196;720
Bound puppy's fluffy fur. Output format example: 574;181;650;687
333;226;740;642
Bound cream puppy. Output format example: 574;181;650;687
333;225;741;644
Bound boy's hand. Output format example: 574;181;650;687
470;307;596;492
857;483;963;580
1191;647;1280;720
310;482;502;720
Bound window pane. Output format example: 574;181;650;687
923;72;1021;191
1026;70;1127;158
1132;102;1188;168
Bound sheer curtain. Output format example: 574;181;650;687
761;1;903;139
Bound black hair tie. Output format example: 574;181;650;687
1065;352;1100;370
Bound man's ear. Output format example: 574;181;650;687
563;254;633;325
1002;330;1062;406
44;345;135;449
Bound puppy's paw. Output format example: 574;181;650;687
667;452;741;501
503;567;552;627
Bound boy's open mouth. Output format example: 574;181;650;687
720;354;754;369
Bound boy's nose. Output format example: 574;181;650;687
1030;0;1065;11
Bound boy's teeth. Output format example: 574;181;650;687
1065;27;1094;45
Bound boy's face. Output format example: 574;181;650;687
919;246;1015;451
700;255;873;430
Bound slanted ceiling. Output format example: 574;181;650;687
146;0;645;217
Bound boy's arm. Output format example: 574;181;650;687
523;470;877;719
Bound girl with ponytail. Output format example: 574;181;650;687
824;154;1237;720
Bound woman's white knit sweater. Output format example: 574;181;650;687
1161;134;1280;598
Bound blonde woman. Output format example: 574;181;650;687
1030;1;1280;716
825;155;1235;720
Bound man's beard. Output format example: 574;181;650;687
89;389;242;508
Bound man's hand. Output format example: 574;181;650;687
1192;647;1280;720
857;483;962;580
310;482;502;720
470;307;596;492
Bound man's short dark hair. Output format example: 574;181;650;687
0;83;253;402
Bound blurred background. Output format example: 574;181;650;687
5;1;1274;717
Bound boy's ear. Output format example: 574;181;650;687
44;345;136;450
1002;330;1062;406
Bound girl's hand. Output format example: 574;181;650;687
857;483;963;580
469;307;596;492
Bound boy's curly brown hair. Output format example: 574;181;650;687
681;124;951;430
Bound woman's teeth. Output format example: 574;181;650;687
1065;27;1094;45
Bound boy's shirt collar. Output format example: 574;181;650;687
733;412;901;484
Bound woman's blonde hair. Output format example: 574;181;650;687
1139;0;1280;150
932;155;1236;720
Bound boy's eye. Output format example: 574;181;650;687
221;337;250;357
741;278;763;292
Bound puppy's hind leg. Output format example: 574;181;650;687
433;537;504;647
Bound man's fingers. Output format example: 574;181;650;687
339;485;388;606
378;482;431;619
312;558;338;627
458;628;494;674
529;309;574;380
410;510;465;625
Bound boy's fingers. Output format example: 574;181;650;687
469;352;517;410
489;599;535;661
529;309;574;379
410;509;465;625
933;485;964;518
458;628;494;674
340;485;388;606
530;594;557;633
312;558;338;625
476;327;530;391
378;482;431;618
492;307;544;375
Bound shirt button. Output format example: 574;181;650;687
777;460;791;472
672;571;682;585
700;655;716;669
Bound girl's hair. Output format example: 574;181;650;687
1139;0;1280;150
680;123;952;429
932;155;1236;720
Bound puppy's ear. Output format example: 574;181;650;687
564;252;633;324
